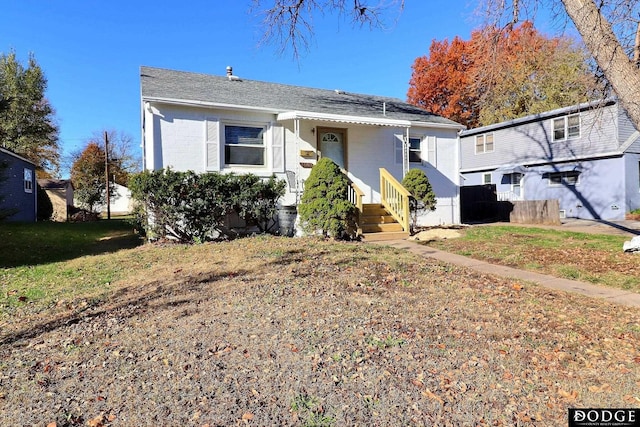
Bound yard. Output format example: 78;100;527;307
0;221;639;426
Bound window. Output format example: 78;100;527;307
482;172;492;184
552;114;580;141
511;173;522;198
23;169;33;193
475;133;494;154
409;137;421;163
548;171;580;186
224;125;265;166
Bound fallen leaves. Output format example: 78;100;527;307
588;383;612;393
1;236;640;426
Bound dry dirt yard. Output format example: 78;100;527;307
1;236;639;426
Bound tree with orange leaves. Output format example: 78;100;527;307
408;22;601;128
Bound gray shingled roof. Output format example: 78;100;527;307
140;66;462;127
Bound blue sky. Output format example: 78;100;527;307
2;1;514;177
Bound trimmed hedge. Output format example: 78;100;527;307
129;169;285;243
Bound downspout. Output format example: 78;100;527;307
294;118;301;204
141;101;148;170
456;130;461;224
404;127;410;177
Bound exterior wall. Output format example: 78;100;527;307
144;103;279;174
460;104;620;172
625;153;640;214
144;102;461;225
93;183;133;215
409;127;461;225
525;157;626;220
0;150;36;222
46;189;69;221
617;105;638;144
463;157;628;220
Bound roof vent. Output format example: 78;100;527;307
334;89;345;95
226;66;242;81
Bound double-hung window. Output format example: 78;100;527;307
475;133;494;154
409;137;421;163
552;114;580;141
548;171;580;186
224;125;266;166
24;169;33;193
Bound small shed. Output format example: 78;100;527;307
38;179;75;221
0;147;37;222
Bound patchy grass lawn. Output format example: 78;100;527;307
0;226;639;426
424;225;640;292
0;220;143;313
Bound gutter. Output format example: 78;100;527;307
459;150;626;174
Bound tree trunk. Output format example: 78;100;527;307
635;21;640;67
561;0;640;129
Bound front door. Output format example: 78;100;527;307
318;128;346;170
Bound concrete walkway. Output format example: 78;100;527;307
374;238;640;309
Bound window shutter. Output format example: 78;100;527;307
427;136;437;166
271;124;285;173
394;134;404;164
206;119;220;171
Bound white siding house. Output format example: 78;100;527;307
140;66;465;232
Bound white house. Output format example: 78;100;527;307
140;66;465;239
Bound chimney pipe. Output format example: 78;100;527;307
226;66;233;76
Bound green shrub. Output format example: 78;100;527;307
129;169;285;243
401;168;436;232
298;158;356;239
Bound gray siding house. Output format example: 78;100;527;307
459;100;640;221
0;147;37;222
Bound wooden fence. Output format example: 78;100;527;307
510;200;561;225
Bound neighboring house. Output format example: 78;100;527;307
0;147;37;222
94;183;134;216
38;179;74;221
140;66;465;237
459;100;640;221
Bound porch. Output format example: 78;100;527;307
347;168;411;242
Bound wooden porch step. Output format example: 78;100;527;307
361;204;388;216
359;203;407;236
361;231;410;242
361;222;404;233
360;214;397;224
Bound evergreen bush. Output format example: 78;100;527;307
298;158;356;239
129;169;285;243
401;168;437;232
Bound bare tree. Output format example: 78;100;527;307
251;0;404;57
253;0;640;130
480;0;640;129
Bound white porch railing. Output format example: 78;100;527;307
497;191;523;202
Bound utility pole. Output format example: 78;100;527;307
104;131;111;220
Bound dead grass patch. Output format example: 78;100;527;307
1;236;639;426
